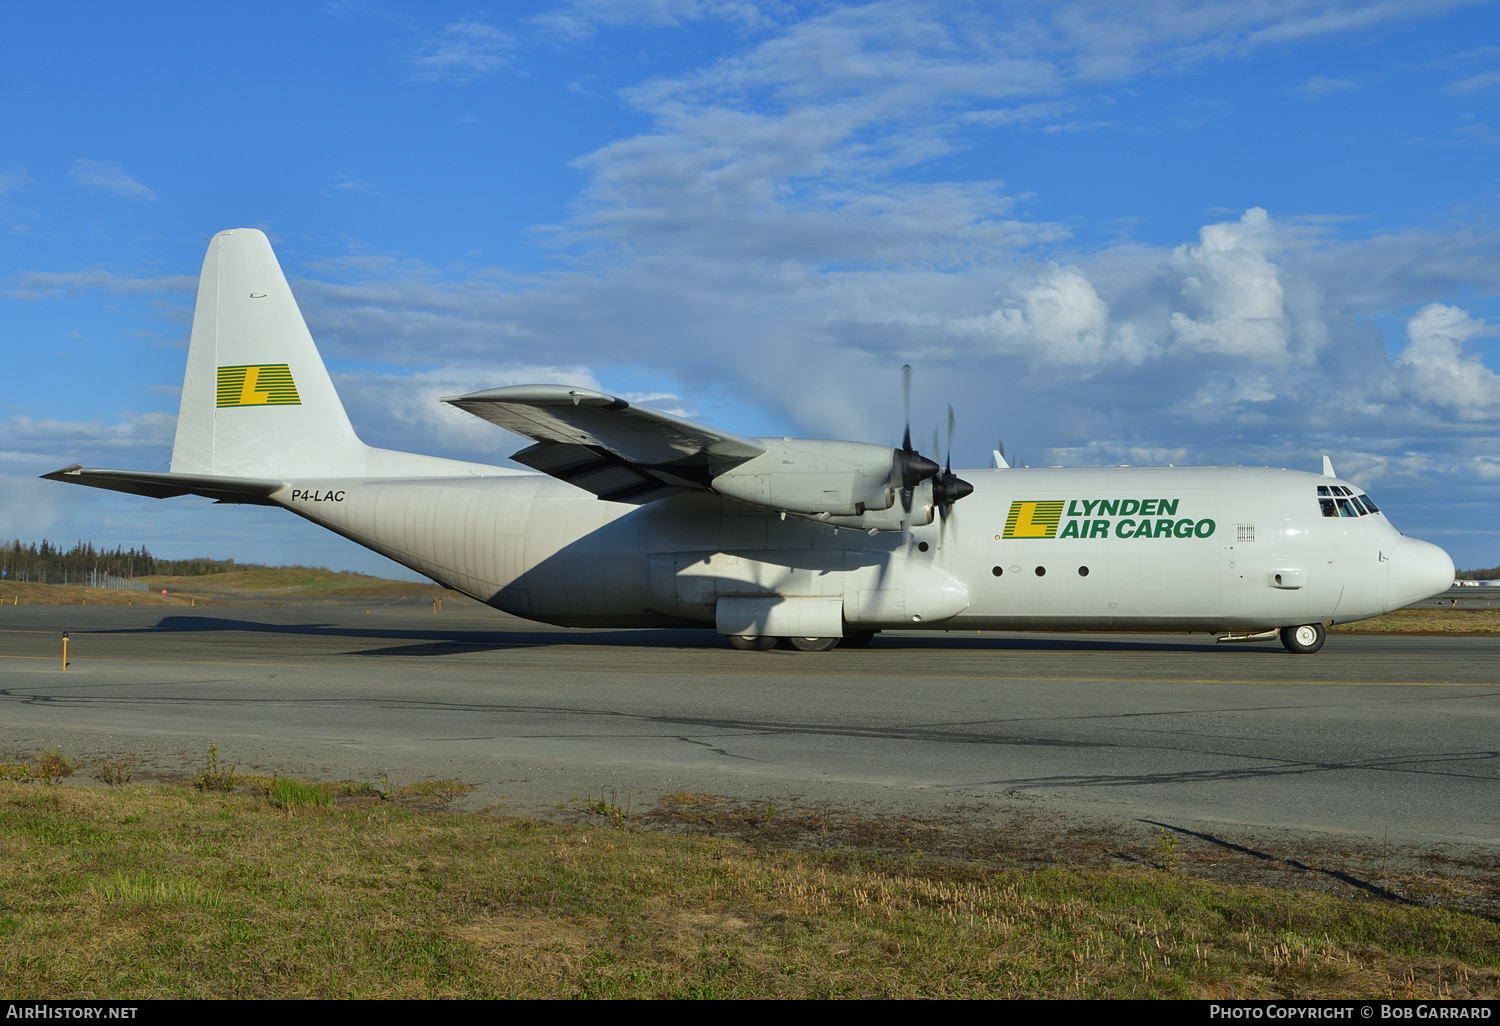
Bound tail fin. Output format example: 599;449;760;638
169;229;364;477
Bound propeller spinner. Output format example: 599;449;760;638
932;403;973;520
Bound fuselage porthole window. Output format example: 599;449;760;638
992;566;1003;577
1078;566;1089;577
1035;566;1046;577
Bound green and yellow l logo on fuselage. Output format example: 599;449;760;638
1003;500;1065;539
217;365;301;408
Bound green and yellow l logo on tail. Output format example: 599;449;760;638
1003;500;1065;539
217;365;301;408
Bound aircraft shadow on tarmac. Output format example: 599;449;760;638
1138;819;1500;921
95;614;1241;657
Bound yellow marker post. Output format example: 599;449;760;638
62;632;68;670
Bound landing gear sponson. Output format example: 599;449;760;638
731;624;1331;653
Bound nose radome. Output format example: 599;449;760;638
1386;538;1455;610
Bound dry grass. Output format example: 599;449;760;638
0;567;451;606
0;581;206;607
140;567;447;599
1331;609;1500;634
0;781;1494;999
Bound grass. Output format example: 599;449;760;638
0;567;450;605
0;581;204;606
0;781;1493;999
139;566;447;599
1330;608;1500;633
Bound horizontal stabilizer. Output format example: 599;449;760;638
444;385;767;501
42;465;283;505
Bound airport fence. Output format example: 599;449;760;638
0;569;148;591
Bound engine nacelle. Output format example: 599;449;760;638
711;438;898;516
821;479;934;532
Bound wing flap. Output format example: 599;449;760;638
509;443;681;505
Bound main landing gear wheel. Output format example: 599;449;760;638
726;634;775;651
1279;623;1326;654
785;636;840;652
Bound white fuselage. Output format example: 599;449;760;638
273;464;1454;633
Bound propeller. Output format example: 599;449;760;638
892;364;939;515
931;403;973;525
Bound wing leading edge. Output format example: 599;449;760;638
442;385;767;504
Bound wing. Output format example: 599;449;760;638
442;385;766;503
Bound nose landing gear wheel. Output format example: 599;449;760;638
785;636;840;652
726;634;775;651
1279;623;1326;654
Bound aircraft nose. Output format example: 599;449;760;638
1386;537;1455;610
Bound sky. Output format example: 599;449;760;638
2;0;1499;576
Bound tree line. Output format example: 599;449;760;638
0;540;262;582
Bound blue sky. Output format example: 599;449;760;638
2;0;1499;575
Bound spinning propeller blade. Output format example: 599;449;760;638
893;364;938;516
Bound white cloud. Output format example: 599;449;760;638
67;159;157;201
323;175;381;198
1446;69;1500;94
1397;303;1500;418
2;411;177;460
1297;74;1362;97
10;270;197;300
1167;207;1298;366
333;363;605;459
411;20;515;81
269;203;1500;454
0;163;31;195
533;0;781;41
947;263;1152;367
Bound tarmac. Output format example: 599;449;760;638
0;599;1496;863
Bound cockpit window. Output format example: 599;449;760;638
1317;487;1383;517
